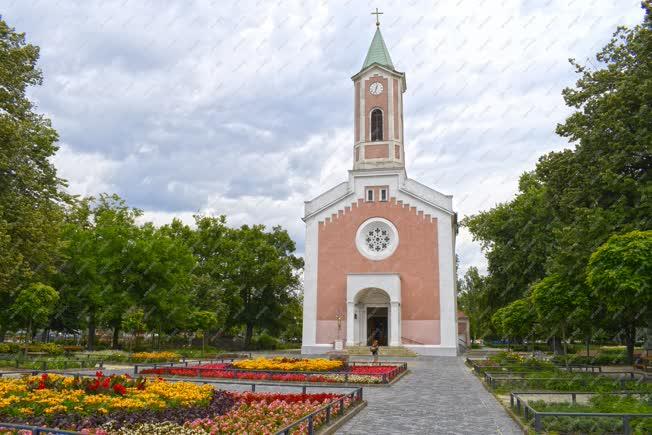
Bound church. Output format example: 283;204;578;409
301;18;463;356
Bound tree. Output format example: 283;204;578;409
530;275;591;355
462;174;554;330
191;311;219;356
10;283;59;342
587;230;652;364
221;224;304;348
121;307;146;352
463;3;651;343
58;194;141;350
127;223;196;347
0;17;68;340
457;267;489;341
491;298;537;349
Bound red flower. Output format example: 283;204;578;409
37;381;46;390
113;383;127;396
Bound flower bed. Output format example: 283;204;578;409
141;361;405;384
0;373;357;434
130;352;181;363
232;357;343;372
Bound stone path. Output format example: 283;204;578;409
338;356;522;434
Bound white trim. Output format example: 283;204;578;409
355;217;399;261
301;219;319;347
346;274;401;347
388;77;394;142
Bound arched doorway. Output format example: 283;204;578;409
355;288;390;345
346;273;401;347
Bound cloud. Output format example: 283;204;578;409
9;0;646;276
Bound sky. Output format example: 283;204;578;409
3;0;645;276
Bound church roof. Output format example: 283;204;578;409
361;27;394;71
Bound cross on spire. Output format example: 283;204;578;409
371;8;383;27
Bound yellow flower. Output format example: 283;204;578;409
233;357;343;372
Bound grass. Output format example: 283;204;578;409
523;394;652;434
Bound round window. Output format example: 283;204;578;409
355;217;399;261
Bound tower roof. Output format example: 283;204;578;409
361;27;394;71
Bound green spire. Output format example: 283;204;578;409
361;27;394;71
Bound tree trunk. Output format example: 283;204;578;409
0;326;6;342
245;323;254;349
585;333;591;359
87;312;96;351
549;336;564;355
112;326;120;349
625;325;636;365
40;329;49;343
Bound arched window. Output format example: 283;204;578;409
371;109;383;141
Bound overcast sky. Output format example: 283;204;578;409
4;0;645;276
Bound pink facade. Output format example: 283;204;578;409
316;197;441;345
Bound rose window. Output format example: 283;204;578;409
355;218;399;260
365;226;391;252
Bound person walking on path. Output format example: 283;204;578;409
370;339;379;363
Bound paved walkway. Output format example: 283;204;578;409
338;356;522;434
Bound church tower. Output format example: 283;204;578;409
301;13;461;357
352;24;407;170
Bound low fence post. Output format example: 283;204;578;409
534;413;542;432
571;393;576;405
339;398;344;416
302;386;307;394
623;415;631;435
251;384;256;392
325;404;331;424
307;414;314;434
623;415;632;435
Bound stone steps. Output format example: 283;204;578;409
345;345;417;357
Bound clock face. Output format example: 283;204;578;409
369;82;383;95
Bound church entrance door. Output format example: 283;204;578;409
366;307;388;346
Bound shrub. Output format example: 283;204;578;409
0;343;21;354
250;333;280;350
131;352;181;362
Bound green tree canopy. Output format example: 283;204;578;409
587;230;652;363
0;17;67;339
11;283;59;342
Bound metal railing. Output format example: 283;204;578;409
510;391;652;434
274;387;363;434
138;361;408;384
484;370;649;390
